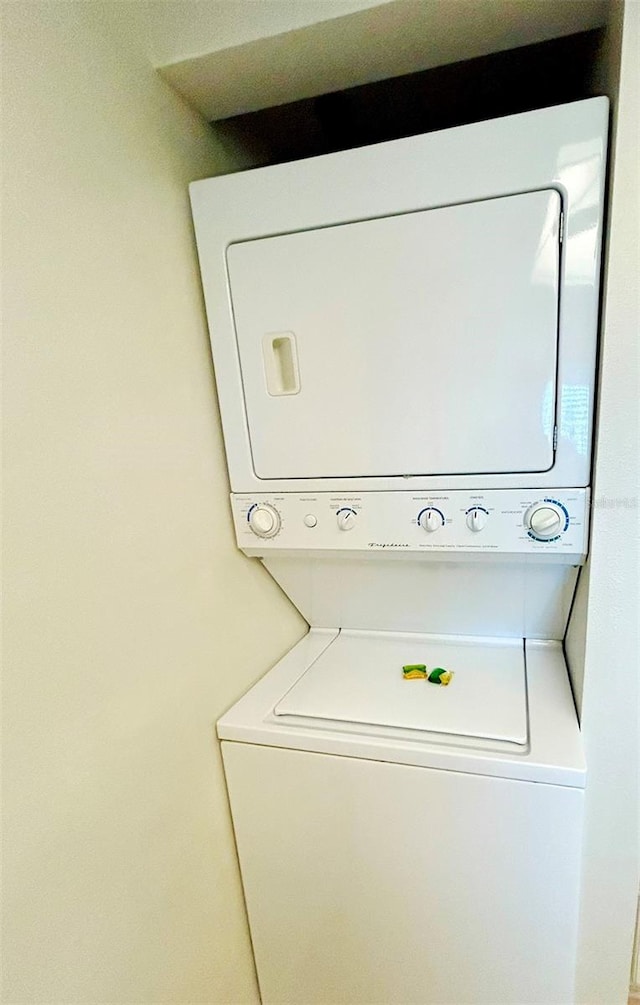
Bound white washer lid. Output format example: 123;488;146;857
274;631;528;745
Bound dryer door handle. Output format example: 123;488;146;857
262;332;301;396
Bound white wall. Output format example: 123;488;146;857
571;1;640;1000
154;0;609;121
144;0;393;65
1;3;305;1002
3;2;637;1003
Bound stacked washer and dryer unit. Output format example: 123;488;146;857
190;98;608;1005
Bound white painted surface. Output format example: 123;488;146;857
145;0;392;65
234;488;586;639
222;739;584;1004
218;632;585;787
190;98;608;493
1;3;305;1002
154;0;608;120
229;191;560;479
263;554;579;639
571;2;640;1001
232;488;589;559
2;2;633;1004
275;631;527;743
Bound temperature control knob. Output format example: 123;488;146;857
419;508;444;533
466;508;488;532
524;503;565;541
337;509;357;531
248;504;281;538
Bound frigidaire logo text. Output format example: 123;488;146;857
368;542;410;549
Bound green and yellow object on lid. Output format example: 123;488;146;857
428;667;454;686
401;664;454;685
402;664;427;680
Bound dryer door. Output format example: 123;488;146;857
228;189;561;480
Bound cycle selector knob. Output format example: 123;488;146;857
248;504;281;538
419;508;444;533
525;503;565;540
466;508;488;532
337;508;357;531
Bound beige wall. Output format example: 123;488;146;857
1;3;305;1002
570;1;639;1000
3;1;638;1003
156;0;609;121
144;0;392;65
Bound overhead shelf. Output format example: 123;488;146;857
156;0;608;121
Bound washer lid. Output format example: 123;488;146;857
274;632;528;745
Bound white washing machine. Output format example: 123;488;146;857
190;98;609;1004
219;630;584;1005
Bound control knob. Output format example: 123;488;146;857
419;508;444;533
337;509;357;531
524;502;565;541
466;508;487;532
248;504;281;538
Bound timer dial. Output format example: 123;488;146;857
337;508;357;531
419;508;444;533
466;508;488;532
524;502;565;541
248;504;281;538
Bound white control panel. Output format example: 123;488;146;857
232;490;589;561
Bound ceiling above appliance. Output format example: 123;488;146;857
152;0;609;122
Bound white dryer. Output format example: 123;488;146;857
190;97;609;1004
